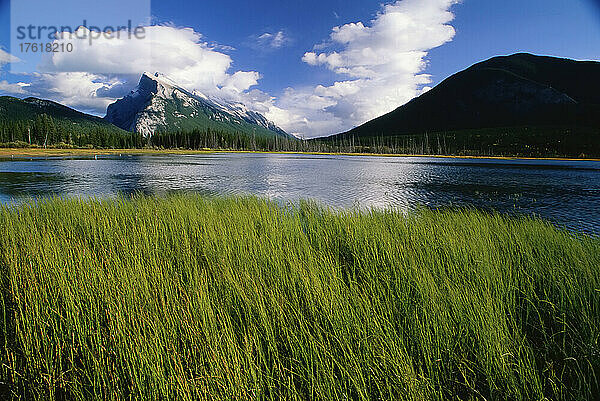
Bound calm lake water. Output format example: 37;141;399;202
1;153;599;234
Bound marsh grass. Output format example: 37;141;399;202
0;195;598;400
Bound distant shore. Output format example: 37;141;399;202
0;147;598;162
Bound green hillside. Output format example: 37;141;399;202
149;94;285;139
322;54;600;157
0;96;137;148
104;73;291;140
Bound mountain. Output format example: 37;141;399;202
105;73;290;138
0;96;134;148
0;96;127;134
326;54;600;156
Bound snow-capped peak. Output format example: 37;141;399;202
142;72;181;89
105;72;289;138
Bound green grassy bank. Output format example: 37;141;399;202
0;196;598;400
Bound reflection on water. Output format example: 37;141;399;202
1;153;599;234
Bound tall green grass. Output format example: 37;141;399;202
0;195;598;400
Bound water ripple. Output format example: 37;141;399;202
0;153;598;235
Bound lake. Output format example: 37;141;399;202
1;152;599;235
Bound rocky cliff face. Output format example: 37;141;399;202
105;73;288;138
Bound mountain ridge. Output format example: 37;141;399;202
329;53;600;139
0;95;127;134
105;72;290;138
0;95;133;147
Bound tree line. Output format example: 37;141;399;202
0;114;144;149
1;113;597;157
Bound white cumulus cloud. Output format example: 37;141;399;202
0;48;20;67
0;49;27;95
5;25;263;114
0;81;30;94
270;0;460;137
24;72;124;113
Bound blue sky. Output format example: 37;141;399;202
151;0;600;94
0;0;599;137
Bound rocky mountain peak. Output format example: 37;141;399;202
105;73;289;138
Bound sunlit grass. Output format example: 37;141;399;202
0;195;598;400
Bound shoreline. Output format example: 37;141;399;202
0;147;599;162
